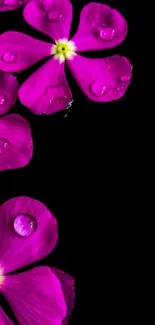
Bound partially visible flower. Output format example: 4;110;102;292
0;0;132;115
0;71;18;115
0;196;75;325
0;0;29;12
0;114;33;171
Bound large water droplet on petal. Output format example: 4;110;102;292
2;52;16;63
98;27;116;41
0;94;6;107
13;214;38;237
0;138;8;154
91;81;108;96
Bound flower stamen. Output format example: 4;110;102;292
51;39;76;63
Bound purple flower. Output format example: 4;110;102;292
0;0;29;12
0;0;132;115
0;71;18;115
0;196;75;325
0;114;33;171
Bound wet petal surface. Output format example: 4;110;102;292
0;196;58;273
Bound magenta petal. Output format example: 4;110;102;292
0;114;33;171
0;197;58;273
0;0;28;12
0;31;51;73
0;307;15;325
71;2;127;52
19;57;72;115
1;267;67;325
24;0;73;41
0;72;18;115
67;54;132;102
52;268;75;325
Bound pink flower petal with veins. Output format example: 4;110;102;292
23;0;73;41
0;307;15;325
0;72;18;115
0;114;33;171
0;196;58;273
0;0;29;12
71;2;128;52
19;57;72;115
0;32;51;73
67;54;132;102
1;267;67;325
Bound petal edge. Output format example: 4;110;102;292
0;114;33;171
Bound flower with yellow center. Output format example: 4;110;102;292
0;266;5;287
51;39;77;64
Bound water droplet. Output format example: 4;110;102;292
2;52;16;63
4;0;19;6
120;74;131;82
48;10;62;21
0;94;6;106
91;81;108;96
98;27;116;41
50;96;69;106
116;85;125;92
13;214;38;237
101;23;107;27
104;59;112;70
0;138;8;154
18;0;24;5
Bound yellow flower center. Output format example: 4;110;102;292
51;39;76;63
56;43;70;56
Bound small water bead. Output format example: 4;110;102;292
120;74;131;82
13;214;38;237
104;59;112;70
4;0;20;6
0;138;8;154
2;52;16;63
98;27;116;41
115;85;125;92
48;10;62;21
0;94;6;106
91;81;108;96
49;95;69;106
100;22;107;27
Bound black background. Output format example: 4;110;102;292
0;0;144;324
